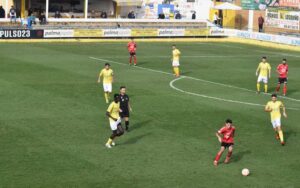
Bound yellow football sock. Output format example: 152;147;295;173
107;138;113;145
173;67;176;75
104;93;108;103
278;130;284;142
107;93;110;101
176;67;180;76
264;84;268;93
174;67;179;76
257;83;260;92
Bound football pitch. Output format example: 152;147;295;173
0;40;300;187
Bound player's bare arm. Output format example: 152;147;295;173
106;112;117;121
216;132;222;143
265;105;272;112
282;106;287;118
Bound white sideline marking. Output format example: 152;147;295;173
89;56;300;103
170;77;299;111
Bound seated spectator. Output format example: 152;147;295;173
9;6;16;23
175;12;181;19
54;10;61;18
91;10;96;18
128;11;135;19
39;12;46;25
100;11;107;18
158;13;165;19
192;11;196;19
0;6;5;18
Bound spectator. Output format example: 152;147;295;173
39;12;46;25
54;10;61;18
28;8;33;16
158;13;165;19
0;6;5;18
175;11;181;19
192;11;196;20
101;11;107;18
9;6;16;23
258;15;264;32
213;12;219;25
128;11;135;19
91;10;96;18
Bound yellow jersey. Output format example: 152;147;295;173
172;49;181;61
107;101;120;120
99;68;113;84
265;101;284;121
257;62;271;77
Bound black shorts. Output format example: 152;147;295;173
278;78;287;84
120;110;130;118
129;52;136;56
221;142;234;148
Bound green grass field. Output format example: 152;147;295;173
0;41;300;188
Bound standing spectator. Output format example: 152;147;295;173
0;6;5;18
9;6;16;23
258;15;264;32
192;11;196;20
213;12;219;25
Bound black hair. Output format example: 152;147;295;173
262;56;267;59
120;86;126;90
282;58;287;62
114;94;119;99
105;63;110;66
225;119;232;124
271;93;277;98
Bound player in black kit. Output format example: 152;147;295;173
119;86;132;131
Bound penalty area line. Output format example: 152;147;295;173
170;77;299;111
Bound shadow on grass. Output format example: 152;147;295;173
231;150;251;163
122;132;151;145
285;129;296;143
129;119;152;132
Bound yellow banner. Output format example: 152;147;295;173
184;29;209;36
74;29;102;37
131;29;157;37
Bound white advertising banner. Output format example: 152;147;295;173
266;9;300;30
228;29;300;46
102;29;131;37
157;29;185;36
44;30;74;38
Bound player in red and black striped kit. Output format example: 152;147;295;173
275;59;288;96
127;38;137;66
119;86;132;131
214;119;235;166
